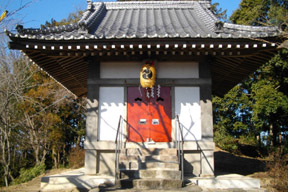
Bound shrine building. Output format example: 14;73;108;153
6;0;280;189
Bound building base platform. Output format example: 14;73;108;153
40;168;261;191
188;174;260;189
40;168;114;191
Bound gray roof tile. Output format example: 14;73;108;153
8;1;279;40
5;1;281;97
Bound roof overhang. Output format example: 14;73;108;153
6;0;282;97
7;34;280;97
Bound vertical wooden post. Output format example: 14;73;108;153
84;57;100;174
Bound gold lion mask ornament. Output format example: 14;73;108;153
140;61;156;88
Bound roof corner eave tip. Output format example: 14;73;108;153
4;29;14;39
278;40;288;49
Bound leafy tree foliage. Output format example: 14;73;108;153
230;0;287;26
41;10;83;28
210;2;227;21
214;0;288;156
230;0;270;26
0;39;32;186
0;9;86;186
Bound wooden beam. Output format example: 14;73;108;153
88;78;211;86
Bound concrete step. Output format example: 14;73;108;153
118;147;182;190
117;179;134;189
144;155;178;162
121;148;177;156
119;160;139;170
141;148;177;156
120;155;138;161
120;155;178;162
120;148;140;156
133;178;182;189
118;170;181;180
119;157;179;170
118;170;139;179
139;170;181;180
40;168;115;191
120;155;178;164
140;161;179;170
117;178;182;190
189;174;261;189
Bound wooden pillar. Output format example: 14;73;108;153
84;57;100;175
199;57;214;176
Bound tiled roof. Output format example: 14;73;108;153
6;1;281;97
7;1;279;40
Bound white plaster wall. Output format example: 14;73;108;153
175;87;201;141
100;61;199;79
100;62;141;78
98;87;125;141
157;62;199;78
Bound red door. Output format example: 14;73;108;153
127;87;171;142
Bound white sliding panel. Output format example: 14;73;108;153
175;87;201;140
98;87;125;141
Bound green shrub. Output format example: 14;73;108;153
12;163;45;185
214;131;238;153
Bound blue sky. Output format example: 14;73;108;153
4;0;241;29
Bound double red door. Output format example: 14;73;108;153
127;87;171;142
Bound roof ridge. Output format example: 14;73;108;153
15;23;78;35
8;0;278;40
223;23;278;32
96;1;211;9
97;0;211;4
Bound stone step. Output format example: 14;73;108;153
121;148;177;156
144;155;178;162
140;161;179;170
139;170;181;180
120;155;178;162
119;158;179;170
118;170;139;179
134;178;182;189
119;160;139;170
120;148;140;156
142;148;177;156
119;156;179;170
118;170;181;180
117;179;134;189
117;178;182;190
118;147;182;190
119;155;139;161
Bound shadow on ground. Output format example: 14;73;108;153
214;150;266;176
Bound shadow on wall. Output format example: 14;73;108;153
214;150;266;176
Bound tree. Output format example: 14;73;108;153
211;2;227;21
0;1;33;32
0;38;33;186
230;0;269;26
230;0;287;26
0;3;86;185
0;1;36;186
230;0;288;48
214;0;288;155
39;8;86;169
